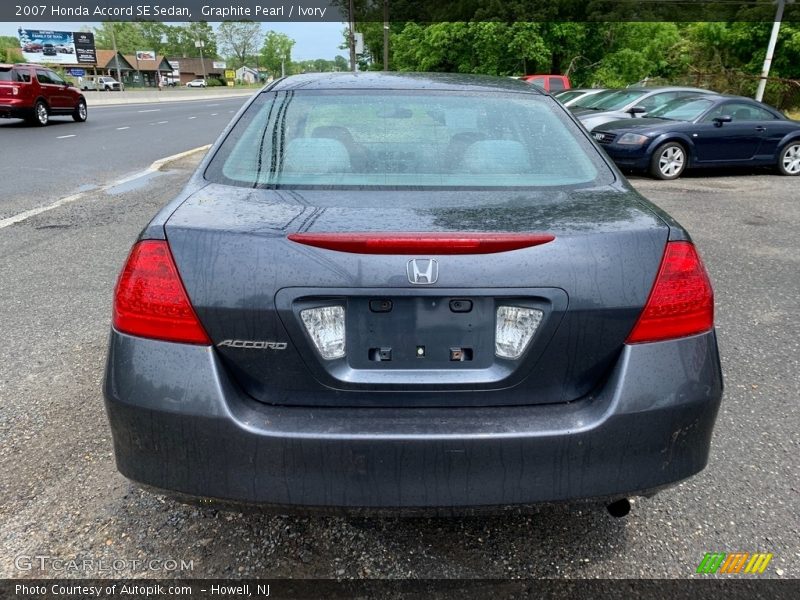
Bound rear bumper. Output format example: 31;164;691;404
0;102;32;119
104;330;723;509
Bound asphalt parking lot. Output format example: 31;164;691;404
0;158;797;580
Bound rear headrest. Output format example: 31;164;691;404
462;140;531;174
312;126;356;146
281;138;352;174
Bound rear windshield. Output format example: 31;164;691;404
205;90;612;189
570;89;618;109
554;90;583;103
582;90;646;111
0;69;28;82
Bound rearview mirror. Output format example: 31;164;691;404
713;115;732;127
628;106;647;116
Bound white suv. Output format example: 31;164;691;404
186;79;207;88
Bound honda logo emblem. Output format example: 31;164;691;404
407;259;438;285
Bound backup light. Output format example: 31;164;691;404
495;306;543;359
301;306;346;360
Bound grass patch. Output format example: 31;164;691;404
787;109;800;121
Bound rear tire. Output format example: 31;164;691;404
73;99;87;122
649;142;687;180
29;100;49;126
777;141;800;176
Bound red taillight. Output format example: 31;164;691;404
113;240;210;345
287;232;555;254
626;241;714;344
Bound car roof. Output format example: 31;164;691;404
268;72;547;94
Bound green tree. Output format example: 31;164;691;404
333;55;349;71
0;35;19;49
217;22;262;69
161;22;217;58
137;22;168;54
261;31;295;78
94;22;145;54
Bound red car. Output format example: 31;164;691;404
521;74;571;93
0;63;87;126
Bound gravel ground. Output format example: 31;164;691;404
0;159;797;580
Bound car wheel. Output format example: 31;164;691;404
777;141;800;176
650;142;686;180
32;100;49;126
73;99;87;122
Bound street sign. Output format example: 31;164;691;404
225;70;236;80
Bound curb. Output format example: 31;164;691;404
85;90;256;107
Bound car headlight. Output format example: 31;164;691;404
617;133;650;146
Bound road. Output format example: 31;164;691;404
0;154;797;580
0;96;251;219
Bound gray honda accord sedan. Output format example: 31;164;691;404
104;73;722;515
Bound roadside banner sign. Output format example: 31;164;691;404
68;68;85;77
136;50;156;61
18;28;96;65
225;70;236;80
213;61;227;69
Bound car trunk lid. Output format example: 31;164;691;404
164;184;669;407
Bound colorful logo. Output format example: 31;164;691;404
697;552;773;574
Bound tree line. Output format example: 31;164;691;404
354;21;800;107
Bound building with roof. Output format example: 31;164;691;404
166;57;225;85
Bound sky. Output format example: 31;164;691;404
0;21;346;61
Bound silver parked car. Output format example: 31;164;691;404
572;86;717;131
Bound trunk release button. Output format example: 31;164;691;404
449;299;473;313
369;299;393;313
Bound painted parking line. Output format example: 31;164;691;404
211;113;218;116
157;121;168;124
56;134;76;139
188;116;197;119
117;126;130;130
138;109;160;113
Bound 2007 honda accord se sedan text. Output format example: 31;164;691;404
104;73;723;516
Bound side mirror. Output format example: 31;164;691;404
713;115;732;127
628;106;647;116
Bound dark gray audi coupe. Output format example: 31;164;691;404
104;73;723;515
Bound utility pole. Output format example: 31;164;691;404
109;23;122;85
195;39;207;80
348;0;356;72
383;0;389;71
756;0;792;102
